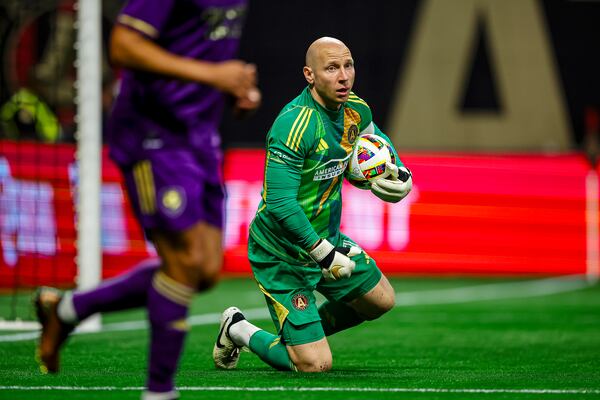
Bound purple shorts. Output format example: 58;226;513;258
121;149;225;233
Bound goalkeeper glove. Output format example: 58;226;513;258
371;162;413;203
309;239;361;281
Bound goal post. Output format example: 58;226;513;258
74;0;102;332
0;0;103;331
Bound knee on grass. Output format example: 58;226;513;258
293;356;332;373
289;348;332;373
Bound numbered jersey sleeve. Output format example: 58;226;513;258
261;106;321;250
117;0;175;39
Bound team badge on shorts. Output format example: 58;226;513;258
348;124;359;144
160;187;186;217
291;293;309;311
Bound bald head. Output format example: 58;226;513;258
305;37;349;69
303;36;355;110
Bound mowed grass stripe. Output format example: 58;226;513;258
394;274;592;305
1;277;599;400
0;275;593;343
1;385;599;394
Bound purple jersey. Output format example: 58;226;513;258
108;0;248;166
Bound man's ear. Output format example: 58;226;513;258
303;66;314;85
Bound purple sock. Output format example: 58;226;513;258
146;271;194;393
72;259;160;321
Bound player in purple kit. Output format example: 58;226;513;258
33;1;260;399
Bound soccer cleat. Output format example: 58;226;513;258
213;306;245;370
33;287;74;374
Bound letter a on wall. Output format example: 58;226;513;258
388;0;571;150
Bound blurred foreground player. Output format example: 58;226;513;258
34;0;260;399
213;37;411;372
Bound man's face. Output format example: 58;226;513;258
305;44;355;110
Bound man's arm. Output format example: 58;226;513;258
263;109;357;279
109;24;259;102
262;145;320;250
265;152;357;279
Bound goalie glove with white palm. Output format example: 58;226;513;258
371;162;413;203
309;239;361;281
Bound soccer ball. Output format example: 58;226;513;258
345;134;396;190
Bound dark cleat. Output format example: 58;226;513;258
33;287;74;374
213;307;245;369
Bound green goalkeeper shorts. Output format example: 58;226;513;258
248;233;382;345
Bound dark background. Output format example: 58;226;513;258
221;0;600;149
1;0;599;149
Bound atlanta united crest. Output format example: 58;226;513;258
348;124;359;144
291;293;309;311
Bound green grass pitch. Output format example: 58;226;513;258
1;276;599;399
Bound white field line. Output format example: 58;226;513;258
0;385;598;394
0;275;593;343
394;274;592;305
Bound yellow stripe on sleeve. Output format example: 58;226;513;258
117;14;159;38
285;108;308;148
291;109;313;151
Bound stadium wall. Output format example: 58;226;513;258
0;140;594;288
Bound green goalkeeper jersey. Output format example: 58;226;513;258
249;86;404;266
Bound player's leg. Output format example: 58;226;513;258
318;274;395;335
348;274;395;320
285;334;332;372
34;259;160;373
317;235;395;336
247;321;332;372
64;259;160;322
215;234;330;372
139;151;224;399
152;221;221;290
33;156;175;374
35;149;224;399
215;306;331;372
214;306;296;371
144;221;221;397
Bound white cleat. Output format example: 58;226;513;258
213;306;245;369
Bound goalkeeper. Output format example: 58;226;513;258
213;37;412;372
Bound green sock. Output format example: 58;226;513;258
318;300;365;336
249;330;294;371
